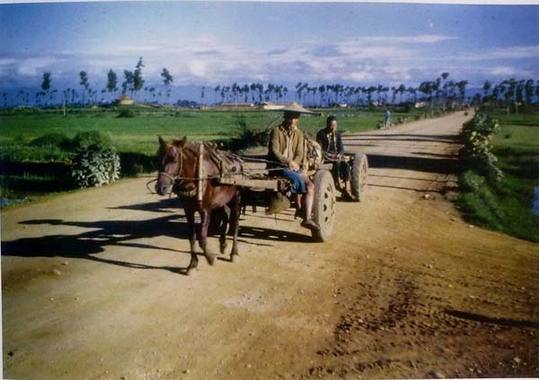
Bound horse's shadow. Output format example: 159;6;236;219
3;213;195;275
2;199;311;275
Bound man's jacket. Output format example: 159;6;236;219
267;124;305;168
316;128;344;155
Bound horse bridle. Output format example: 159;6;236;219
159;147;184;183
158;147;194;197
158;144;222;198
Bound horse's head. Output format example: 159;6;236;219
156;136;197;196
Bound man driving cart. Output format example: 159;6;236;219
267;103;320;232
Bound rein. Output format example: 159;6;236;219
161;147;224;182
150;143;289;196
153;143;226;198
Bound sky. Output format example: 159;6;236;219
1;1;539;91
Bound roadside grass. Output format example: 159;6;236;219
457;111;538;242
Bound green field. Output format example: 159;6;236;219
457;109;539;242
0;106;417;156
1;106;429;204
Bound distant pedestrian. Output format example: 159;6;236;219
384;109;392;129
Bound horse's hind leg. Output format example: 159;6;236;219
184;205;198;275
200;209;216;266
229;192;241;262
219;206;230;254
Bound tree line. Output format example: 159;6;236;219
2;58;539;109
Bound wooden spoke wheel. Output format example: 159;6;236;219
311;170;336;242
351;153;368;202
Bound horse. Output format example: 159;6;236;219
155;136;242;275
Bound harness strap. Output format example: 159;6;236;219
197;142;204;205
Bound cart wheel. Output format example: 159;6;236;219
312;170;336;242
351;153;368;202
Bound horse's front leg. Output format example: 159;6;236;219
230;191;241;262
199;209;216;266
220;205;231;254
183;204;198;275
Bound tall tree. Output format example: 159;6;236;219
41;72;51;106
106;69;118;99
160;68;173;103
440;72;450;104
397;84;406;104
407;86;417;103
456;80;468;104
132;57;145;100
418;81;431;102
41;72;51;93
122;70;134;95
482;80;492;103
79;71;90;106
524;79;534;105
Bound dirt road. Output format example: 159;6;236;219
2;111;538;379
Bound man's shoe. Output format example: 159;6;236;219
301;219;320;231
342;189;358;202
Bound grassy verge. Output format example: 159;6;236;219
457;110;538;242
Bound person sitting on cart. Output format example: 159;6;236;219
316;115;356;201
268;103;320;231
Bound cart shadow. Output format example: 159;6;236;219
344;133;459;144
367;153;460;175
239;225;312;243
107;196;181;213
444;309;539;329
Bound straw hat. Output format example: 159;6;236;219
280;102;319;115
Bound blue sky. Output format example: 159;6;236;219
1;2;538;90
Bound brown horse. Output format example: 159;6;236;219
155;136;242;275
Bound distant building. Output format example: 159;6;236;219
260;102;285;110
414;101;427;108
176;99;200;108
116;95;134;106
213;102;256;111
221;102;254;107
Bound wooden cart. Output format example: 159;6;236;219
218;159;337;242
320;151;369;202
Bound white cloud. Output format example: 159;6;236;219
16;57;63;77
189;60;207;77
486;65;538;78
465;45;539;61
428;45;539;62
489;66;518;76
0;34;535;87
344;34;455;44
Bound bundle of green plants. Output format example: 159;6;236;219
29;133;71;149
224;114;271;151
119;152;157;176
117;108;136;118
71;144;121;188
459;113;502;181
69;131;113;151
